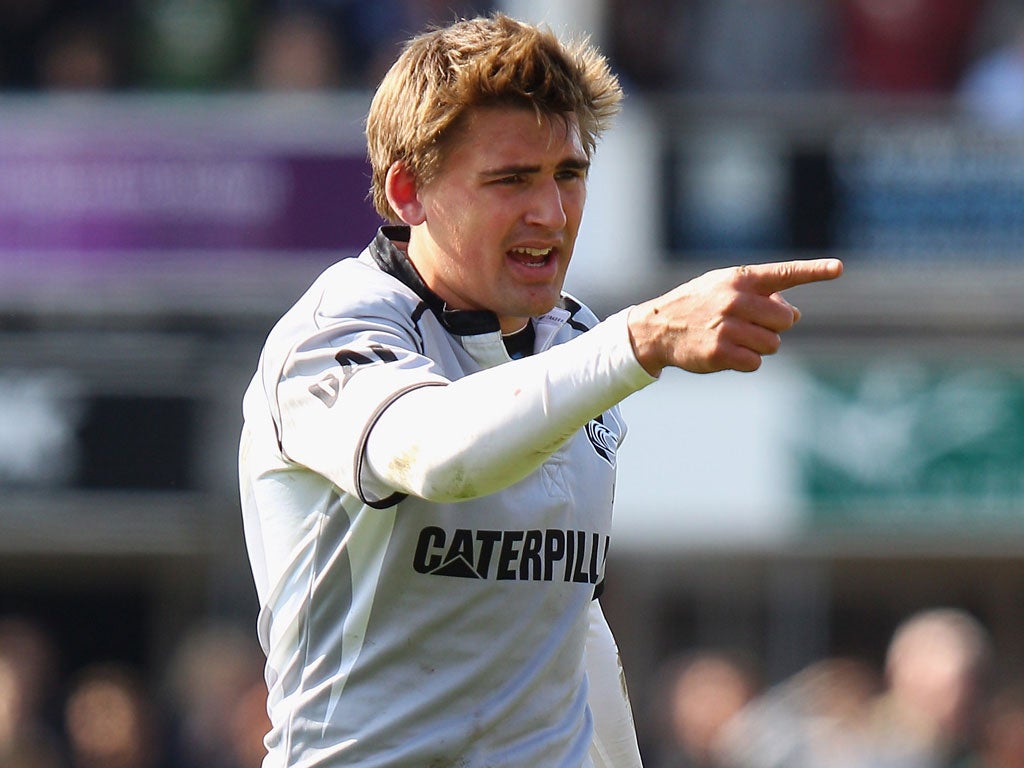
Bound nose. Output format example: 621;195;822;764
525;177;567;230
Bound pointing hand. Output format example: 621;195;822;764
627;259;844;376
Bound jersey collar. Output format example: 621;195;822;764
368;225;511;337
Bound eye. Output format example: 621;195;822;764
493;174;524;185
556;168;585;182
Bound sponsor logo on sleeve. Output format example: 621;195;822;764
308;344;398;407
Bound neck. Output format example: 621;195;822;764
501;320;530;336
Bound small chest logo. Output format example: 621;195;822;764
585;417;617;467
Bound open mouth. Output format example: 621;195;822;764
508;246;554;268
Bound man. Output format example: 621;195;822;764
867;608;992;767
238;13;842;767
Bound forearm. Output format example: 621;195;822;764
364;308;655;502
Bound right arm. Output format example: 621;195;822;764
365;259;843;503
364;308;654;502
280;259;841;504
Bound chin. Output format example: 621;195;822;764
524;299;560;318
501;284;563;321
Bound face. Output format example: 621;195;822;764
402;106;589;334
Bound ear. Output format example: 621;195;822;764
384;161;426;225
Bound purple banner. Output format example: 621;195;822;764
0;122;382;254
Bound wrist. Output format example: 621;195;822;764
625;303;664;378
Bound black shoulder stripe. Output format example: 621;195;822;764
410;301;429;354
561;296;593;333
411;301;430;325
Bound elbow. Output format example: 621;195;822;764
393;454;480;502
422;465;479;502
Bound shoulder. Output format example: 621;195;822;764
259;253;426;368
559;292;602;334
312;252;423;324
277;253;426;339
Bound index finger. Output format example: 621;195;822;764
739;259;844;295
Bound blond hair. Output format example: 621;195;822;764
365;13;622;221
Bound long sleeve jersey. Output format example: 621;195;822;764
239;226;654;767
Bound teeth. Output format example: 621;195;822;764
511;247;552;258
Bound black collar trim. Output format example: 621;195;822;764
369;225;504;336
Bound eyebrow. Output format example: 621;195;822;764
480;158;591;178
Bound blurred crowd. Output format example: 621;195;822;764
644;607;1024;768
1;0;1023;119
606;0;1023;98
2;1;1024;767
0;614;269;768
3;605;1022;767
0;0;493;92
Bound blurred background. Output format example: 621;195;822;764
2;0;1024;766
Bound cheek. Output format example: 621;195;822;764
424;197;473;254
426;193;463;229
565;186;587;227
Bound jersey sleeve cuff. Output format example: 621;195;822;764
591;306;659;391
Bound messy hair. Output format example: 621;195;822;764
365;13;623;221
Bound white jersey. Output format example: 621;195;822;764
239;226;653;767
